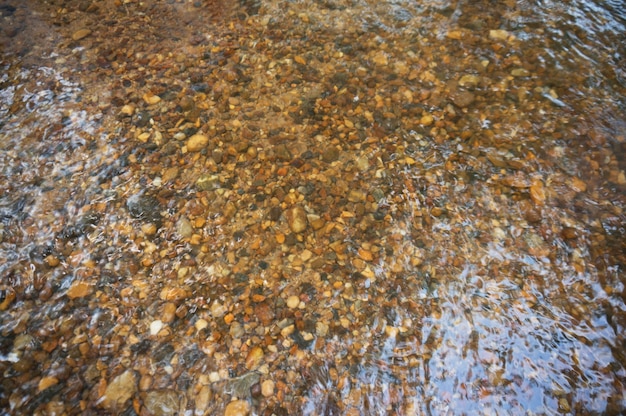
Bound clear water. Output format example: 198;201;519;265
0;0;624;415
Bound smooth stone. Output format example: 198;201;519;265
419;114;434;126
176;217;193;238
101;370;137;410
489;29;510;41
186;134;209;152
245;346;264;370
150;320;164;336
511;68;530;77
72;28;91;41
224;399;250;416
143;390;180;416
286;295;300;309
322;146;339;163
67;281;92;299
127;193;162;224
38;376;59;392
458;74;480;87
261;380;275;397
196;174;221;191
450;90;475;108
274;144;291;161
162;303;177;323
286;206;308;233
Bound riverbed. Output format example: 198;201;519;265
1;0;625;414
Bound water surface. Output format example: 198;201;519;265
1;0;625;414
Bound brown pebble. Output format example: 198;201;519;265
561;227;578;240
357;248;374;261
72;28;92;41
67;281;92;299
245;346;264;370
101;370;137;410
322;146;340;163
261;379;275;397
38;376;59;392
450;90;475;108
286;206;308;233
224;399;250;416
45;255;60;267
0;288;16;310
254;302;275;326
187;134;209;152
159;287;190;303
162;302;177;323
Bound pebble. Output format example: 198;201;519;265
196;174;221;191
450;90;476;108
101;370;137;410
120;104;135;116
186;134;209;152
286;295;300;309
0;288;16;310
459;74;480;87
194;385;212;415
161;302;176;323
530;179;546;205
254;302;275;326
38;376;59;392
286;206;308;233
194;318;209;331
261;380;275;397
224;400;250;416
321;146;340;163
141;222;157;236
245;346;264;370
67;281;92;299
159;287;190;303
72;28;91;41
211;301;226;318
489;29;511;41
143;389;180;416
511;68;530;77
1;1;623;415
176;217;194;238
420;114;434;126
143;92;162;105
150;320;164;336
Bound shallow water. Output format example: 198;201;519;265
1;0;625;415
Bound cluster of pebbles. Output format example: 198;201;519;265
1;0;625;414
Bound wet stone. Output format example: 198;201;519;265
196;174;221;191
187;134;209;152
127;193;162;224
67;281;92;299
322;146;340;163
224;399;250;416
286;206;308;233
101;370;137;411
176;217;193;238
142;389;180;416
72;28;91;41
450;90;476;108
274;144;291;161
261;380;275;397
245;346;264;370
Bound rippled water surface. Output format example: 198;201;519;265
1;0;625;415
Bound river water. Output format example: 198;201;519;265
0;0;625;415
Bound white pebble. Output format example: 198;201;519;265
150;320;163;336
